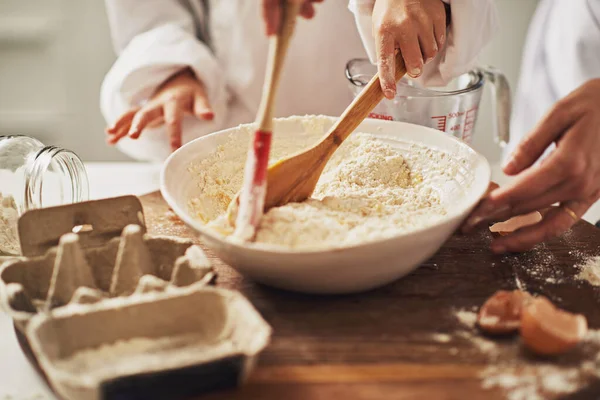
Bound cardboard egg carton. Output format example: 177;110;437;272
0;196;272;400
27;287;271;400
0;196;216;331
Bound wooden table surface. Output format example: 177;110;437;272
140;192;600;400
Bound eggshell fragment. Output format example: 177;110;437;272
520;297;588;356
489;211;543;236
477;290;533;334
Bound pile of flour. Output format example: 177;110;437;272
575;256;600;286
188;117;461;250
0;166;28;256
0;193;19;255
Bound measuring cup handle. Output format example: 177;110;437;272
480;66;512;147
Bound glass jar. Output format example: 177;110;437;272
0;135;89;256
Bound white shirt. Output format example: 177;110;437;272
101;0;498;162
508;0;600;161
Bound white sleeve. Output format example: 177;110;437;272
100;0;228;162
544;0;600;100
348;0;499;87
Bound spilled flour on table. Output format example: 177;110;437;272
451;307;600;399
187;116;467;250
452;308;500;357
575;256;600;286
482;364;584;400
503;244;566;288
431;333;452;343
479;330;600;400
454;308;478;329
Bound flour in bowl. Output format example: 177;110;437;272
188;117;462;250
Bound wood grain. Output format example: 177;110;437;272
140;192;600;399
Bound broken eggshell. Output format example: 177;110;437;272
477;290;533;335
26;287;272;400
489;211;543;236
520;296;588;356
0;225;214;331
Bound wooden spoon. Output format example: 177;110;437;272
232;1;301;240
262;52;407;210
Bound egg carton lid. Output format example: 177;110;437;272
18;195;146;257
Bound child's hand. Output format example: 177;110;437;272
372;0;447;99
262;0;323;36
106;68;214;151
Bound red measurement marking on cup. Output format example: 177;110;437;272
368;113;393;121
463;106;478;134
431;116;447;132
461;106;478;143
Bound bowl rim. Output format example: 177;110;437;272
160;115;491;256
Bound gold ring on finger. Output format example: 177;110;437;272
561;204;579;222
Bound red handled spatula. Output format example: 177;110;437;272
230;1;301;241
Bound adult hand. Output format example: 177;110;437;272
372;0;447;99
262;0;323;36
105;68;214;152
462;78;600;253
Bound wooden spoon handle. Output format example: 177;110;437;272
324;52;407;149
256;1;302;132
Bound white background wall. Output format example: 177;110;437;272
0;0;539;163
0;0;125;161
472;0;539;168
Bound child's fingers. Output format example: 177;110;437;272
433;6;447;50
128;105;163;139
193;90;214;121
106;124;131;145
146;116;165;128
262;0;281;35
107;109;138;134
375;30;396;99
299;2;315;19
164;100;183;151
397;28;423;78
107;113;164;145
418;26;438;64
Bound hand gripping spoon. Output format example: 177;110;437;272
231;1;301;241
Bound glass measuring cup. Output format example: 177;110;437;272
345;59;511;147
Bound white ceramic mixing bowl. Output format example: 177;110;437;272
161;116;490;294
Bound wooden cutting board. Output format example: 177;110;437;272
140;191;600;400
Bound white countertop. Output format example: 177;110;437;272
0;161;598;399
